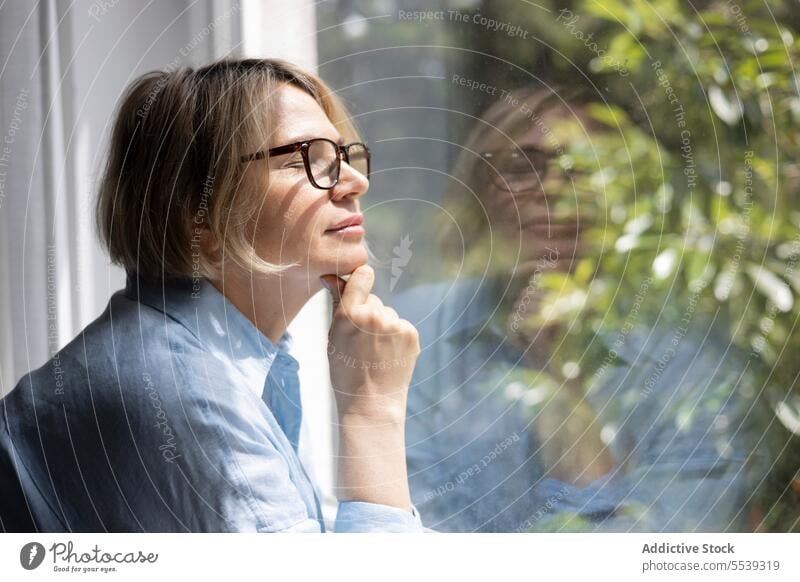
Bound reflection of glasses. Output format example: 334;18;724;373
240;137;371;190
482;146;571;192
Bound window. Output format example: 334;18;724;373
316;0;800;532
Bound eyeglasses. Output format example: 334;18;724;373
482;146;555;192
240;137;371;190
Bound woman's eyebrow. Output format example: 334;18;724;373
284;134;346;146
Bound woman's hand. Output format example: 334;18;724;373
321;265;420;421
320;265;420;510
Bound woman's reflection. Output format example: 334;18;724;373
396;87;765;532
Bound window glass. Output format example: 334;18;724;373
317;0;800;532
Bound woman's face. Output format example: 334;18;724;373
242;84;370;283
484;106;591;273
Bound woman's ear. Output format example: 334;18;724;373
200;227;218;250
199;225;222;263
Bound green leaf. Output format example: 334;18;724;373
586;102;629;128
652;248;678;279
687;251;716;289
709;85;743;125
746;264;794;312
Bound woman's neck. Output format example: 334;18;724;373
209;269;318;345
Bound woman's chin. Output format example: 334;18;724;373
317;250;368;277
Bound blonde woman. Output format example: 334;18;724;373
0;59;422;532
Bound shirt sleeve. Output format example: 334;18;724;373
334;501;423;532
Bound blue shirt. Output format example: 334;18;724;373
0;274;422;532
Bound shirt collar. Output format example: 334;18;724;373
123;272;298;398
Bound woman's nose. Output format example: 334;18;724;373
330;160;369;201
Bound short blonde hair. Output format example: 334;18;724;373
96;58;362;281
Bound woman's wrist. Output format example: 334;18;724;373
336;391;408;427
338;406;406;428
336;411;411;510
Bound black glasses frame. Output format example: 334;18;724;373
482;146;582;192
240;137;371;190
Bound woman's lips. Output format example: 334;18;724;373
325;224;366;236
325;213;364;235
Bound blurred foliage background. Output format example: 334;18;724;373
317;0;800;530
525;0;800;532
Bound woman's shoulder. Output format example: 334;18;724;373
3;290;208;425
0;286;290;532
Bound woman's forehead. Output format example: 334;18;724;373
267;85;341;145
485;103;590;151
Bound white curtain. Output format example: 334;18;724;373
0;0;245;396
0;0;73;397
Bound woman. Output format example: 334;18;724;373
398;87;765;532
0;59;422;532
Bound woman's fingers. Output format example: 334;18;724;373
382;306;399;322
338;264;375;311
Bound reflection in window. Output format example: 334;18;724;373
317;0;800;532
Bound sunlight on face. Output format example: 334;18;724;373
243;83;370;282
